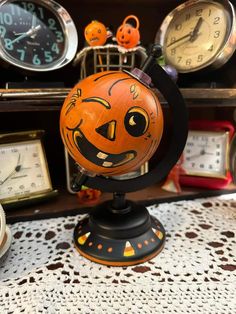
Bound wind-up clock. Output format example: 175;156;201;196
0;0;78;72
0;130;57;208
180;120;235;189
155;0;236;73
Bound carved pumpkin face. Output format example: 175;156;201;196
116;15;140;49
84;20;107;47
60;71;163;176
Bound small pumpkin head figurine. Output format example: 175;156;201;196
116;15;140;49
84;20;107;47
60;70;163;177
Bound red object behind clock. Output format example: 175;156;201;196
180;120;235;189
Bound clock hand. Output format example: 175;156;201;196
189;17;203;42
187;149;214;161
0;154;22;185
166;32;192;48
167;17;203;48
31;13;37;29
10;25;41;44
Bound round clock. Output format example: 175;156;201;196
0;130;57;208
180;120;235;189
0;0;78;72
155;0;236;73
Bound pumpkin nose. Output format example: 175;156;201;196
96;120;116;141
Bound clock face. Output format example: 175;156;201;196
182;130;229;178
0;139;52;202
156;0;236;72
0;0;78;71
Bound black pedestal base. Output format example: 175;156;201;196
74;200;165;266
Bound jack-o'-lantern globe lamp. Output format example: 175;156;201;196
60;45;188;266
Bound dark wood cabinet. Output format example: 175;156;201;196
1;0;236;222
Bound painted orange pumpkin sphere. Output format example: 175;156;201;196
60;71;164;177
116;15;140;49
84;20;107;47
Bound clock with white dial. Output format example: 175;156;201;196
182;130;229;178
155;0;236;73
0;130;57;207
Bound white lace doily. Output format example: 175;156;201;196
0;195;235;313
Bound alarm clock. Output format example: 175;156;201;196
180;120;235;189
0;0;78;72
0;130;58;208
155;0;236;73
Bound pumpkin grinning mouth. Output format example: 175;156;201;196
73;128;136;168
89;37;100;42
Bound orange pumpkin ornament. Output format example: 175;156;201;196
84;20;107;47
60;70;163;177
116;15;140;49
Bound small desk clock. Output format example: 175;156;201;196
180;120;235;189
0;130;57;208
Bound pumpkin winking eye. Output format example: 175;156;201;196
124;107;149;137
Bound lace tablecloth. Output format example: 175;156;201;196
0;195;235;313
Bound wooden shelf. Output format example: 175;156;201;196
5;183;236;223
1;88;236;112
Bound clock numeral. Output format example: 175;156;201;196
186;59;192;66
214;31;220;38
213;17;220;24
0;26;6;38
17;49;26;61
185;13;191;21
38;7;44;19
177;56;182;63
208;45;214;52
171;48;176;56
32;54;41;65
197;55;203;62
195;9;203;16
200;164;204;168
48;18;57;30
4;38;13;50
51;43;59;54
0;12;13;25
19;184;25;190
44;51;53;63
21;2;35;13
55;31;64;43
